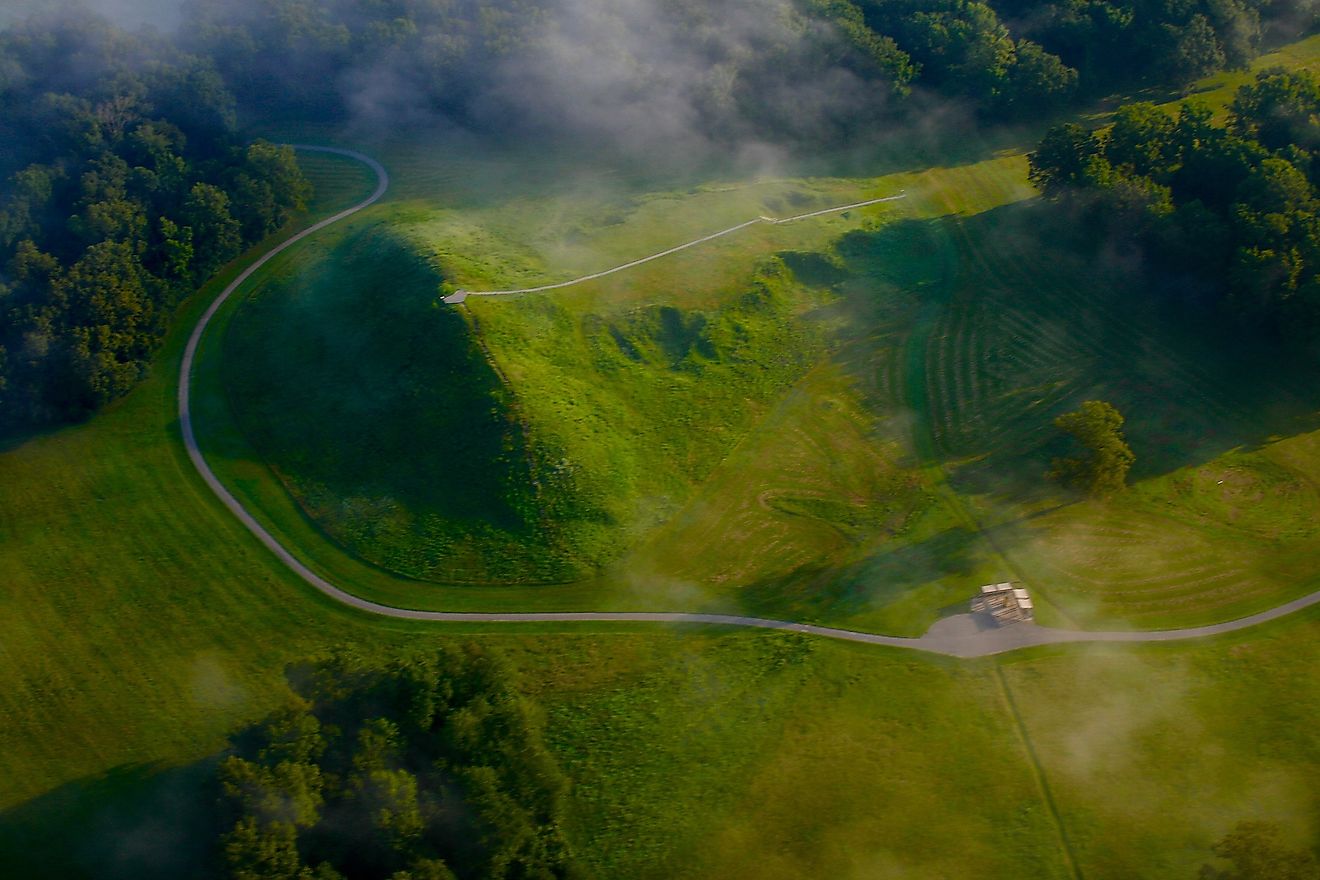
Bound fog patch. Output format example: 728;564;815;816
617;562;721;612
189;653;246;713
1051;653;1198;781
1;0;185;31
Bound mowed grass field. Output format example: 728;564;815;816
896;204;1320;630
7;37;1320;879
203;38;1320;636
218;156;1320;633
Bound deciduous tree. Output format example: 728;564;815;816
1049;399;1135;496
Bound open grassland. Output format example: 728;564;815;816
527;635;1069;880
5;110;1320;880
212;139;1037;615
1002;618;1320;878
218;92;1320;635
921;205;1320;628
554;612;1320;880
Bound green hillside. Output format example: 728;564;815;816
216;114;1320;634
7;34;1320;880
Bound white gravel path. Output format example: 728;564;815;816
442;193;907;302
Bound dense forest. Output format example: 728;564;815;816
217;647;581;880
1030;67;1320;346
0;18;308;434
178;0;1319;133
2;0;1318;434
994;0;1319;91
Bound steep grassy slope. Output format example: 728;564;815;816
222;222;570;582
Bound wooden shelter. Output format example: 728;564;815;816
970;582;1034;624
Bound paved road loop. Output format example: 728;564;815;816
179;146;1320;658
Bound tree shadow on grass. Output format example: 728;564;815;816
733;526;990;634
846;202;1320;507
219;224;531;532
0;761;223;880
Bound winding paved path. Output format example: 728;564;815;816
179;146;1320;658
442;194;907;302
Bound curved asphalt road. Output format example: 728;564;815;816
179;145;1320;659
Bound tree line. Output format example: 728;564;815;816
995;0;1317;93
0;17;309;434
217;646;583;880
2;1;1317;434
179;0;1317;133
1030;67;1320;346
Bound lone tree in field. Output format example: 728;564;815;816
1049;400;1135;497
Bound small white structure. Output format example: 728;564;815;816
970;582;1034;624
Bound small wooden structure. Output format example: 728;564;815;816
970;582;1034;625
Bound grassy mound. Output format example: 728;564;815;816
220;181;881;585
222;224;575;583
218;137;1320;631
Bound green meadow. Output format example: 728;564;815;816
205;34;1320;636
5;34;1320;879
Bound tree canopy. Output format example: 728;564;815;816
216;646;582;880
1029;69;1320;346
0;16;309;434
1200;821;1320;880
1049;400;1135;496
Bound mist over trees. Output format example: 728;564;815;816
1030;68;1320;347
0;16;308;433
177;0;1317;146
217;646;581;880
1;0;1317;433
